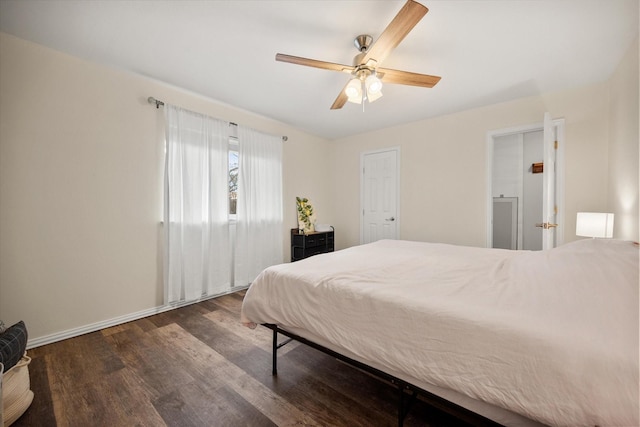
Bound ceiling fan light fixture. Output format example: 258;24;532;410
276;0;439;110
345;78;363;104
365;74;383;94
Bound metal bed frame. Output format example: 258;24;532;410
264;323;505;427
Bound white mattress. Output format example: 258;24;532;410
240;238;639;426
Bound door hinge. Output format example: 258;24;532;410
554;140;558;150
554;205;558;215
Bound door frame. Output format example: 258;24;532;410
360;146;401;244
485;119;565;249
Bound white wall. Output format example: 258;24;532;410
607;37;639;241
330;82;612;250
0;33;333;342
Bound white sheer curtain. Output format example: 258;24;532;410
164;105;230;304
235;126;283;286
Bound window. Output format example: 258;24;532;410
229;140;238;216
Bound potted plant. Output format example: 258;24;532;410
296;197;315;234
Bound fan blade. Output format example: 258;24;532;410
330;83;350;110
276;53;354;73
377;67;441;87
277;53;352;109
362;0;428;67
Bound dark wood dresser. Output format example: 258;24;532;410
291;227;334;262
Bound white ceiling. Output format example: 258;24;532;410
0;0;637;140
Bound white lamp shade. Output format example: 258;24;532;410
365;74;382;94
576;212;614;238
345;78;362;104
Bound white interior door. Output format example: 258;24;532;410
361;148;399;244
541;112;558;250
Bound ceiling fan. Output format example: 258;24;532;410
275;0;441;110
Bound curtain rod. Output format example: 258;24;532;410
147;96;288;142
147;96;164;108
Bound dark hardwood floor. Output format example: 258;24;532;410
13;290;470;427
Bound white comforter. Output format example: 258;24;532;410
240;238;639;426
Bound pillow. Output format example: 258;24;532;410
0;320;28;372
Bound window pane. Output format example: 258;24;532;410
229;149;238;215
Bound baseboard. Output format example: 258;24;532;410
26;286;249;349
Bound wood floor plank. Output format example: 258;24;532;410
10;350;57;426
207;288;246;313
169;379;276;426
151;323;323;426
100;318;148;337
147;302;213;328
112;367;169;425
203;306;302;357
102;325;197;402
152;388;203;427
12;291;465;426
52;366;165;427
178;313;393;426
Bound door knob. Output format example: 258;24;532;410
385;217;395;221
535;222;558;229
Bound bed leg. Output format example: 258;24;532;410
397;385;417;427
272;328;278;376
398;386;404;427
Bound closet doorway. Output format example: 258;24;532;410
486;115;565;250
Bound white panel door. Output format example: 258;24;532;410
361;148;399;244
541;112;558;250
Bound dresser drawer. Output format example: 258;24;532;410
306;234;327;247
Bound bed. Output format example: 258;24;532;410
240;238;639;426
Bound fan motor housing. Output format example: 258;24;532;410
354;34;373;52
